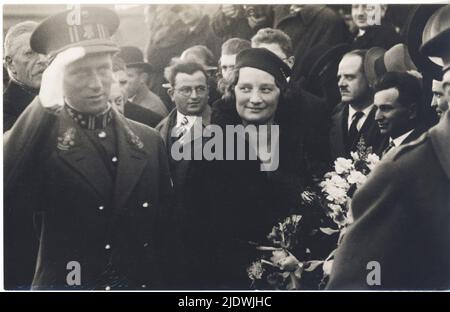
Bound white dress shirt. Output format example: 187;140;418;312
176;111;197;130
390;129;414;147
348;104;374;131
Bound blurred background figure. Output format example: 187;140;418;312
350;4;401;50
3;21;47;132
276;4;350;82
145;4;220;112
211;4;273;42
118;46;168;117
111;53;164;128
217;38;251;96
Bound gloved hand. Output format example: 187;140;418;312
39;47;86;110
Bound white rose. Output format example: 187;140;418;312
329;174;350;189
327;186;348;204
347;170;367;187
366;153;380;170
334;157;354;174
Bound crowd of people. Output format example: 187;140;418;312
3;4;450;290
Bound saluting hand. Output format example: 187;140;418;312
39;47;86;110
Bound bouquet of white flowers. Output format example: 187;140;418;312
318;138;380;282
320;138;380;229
247;138;381;289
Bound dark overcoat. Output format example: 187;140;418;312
327;111;450;290
4;98;173;290
3;80;38;132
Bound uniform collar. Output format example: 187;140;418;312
64;102;113;130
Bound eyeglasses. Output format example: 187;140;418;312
175;86;208;97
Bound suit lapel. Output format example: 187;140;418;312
402;128;423;145
112;111;149;213
56;113;112;200
330;103;348;157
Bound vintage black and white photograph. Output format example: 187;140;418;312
2;1;449;292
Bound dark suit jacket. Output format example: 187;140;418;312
327;111;450;290
377;126;426;156
4;98;173;290
3;80;38;132
155;107;211;289
330;103;387;160
124;101;163;128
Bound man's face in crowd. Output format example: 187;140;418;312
126;67;145;98
169;70;209;116
110;78;125;114
235;67;280;125
6;32;47;89
252;42;295;69
337;54;370;104
374;87;416;138
115;69;129;103
178;7;201;27
64;52;113;114
352;4;385;30
220;54;237;81
431;80;448;118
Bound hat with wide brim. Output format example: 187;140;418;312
406;4;445;79
420;5;450;57
118;46;154;74
30;6;120;57
364;47;387;87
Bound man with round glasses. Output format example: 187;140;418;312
156;61;212;288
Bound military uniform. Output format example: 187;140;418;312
4;7;173;290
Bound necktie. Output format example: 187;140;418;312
382;140;396;157
348;111;364;150
174;116;189;140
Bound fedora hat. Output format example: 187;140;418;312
365;44;418;87
364;47;387;87
406;4;445;79
118;46;154;74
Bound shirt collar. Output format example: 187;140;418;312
348;104;373;120
390;129;414;147
176;111;197;128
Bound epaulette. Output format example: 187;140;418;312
391;132;429;161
